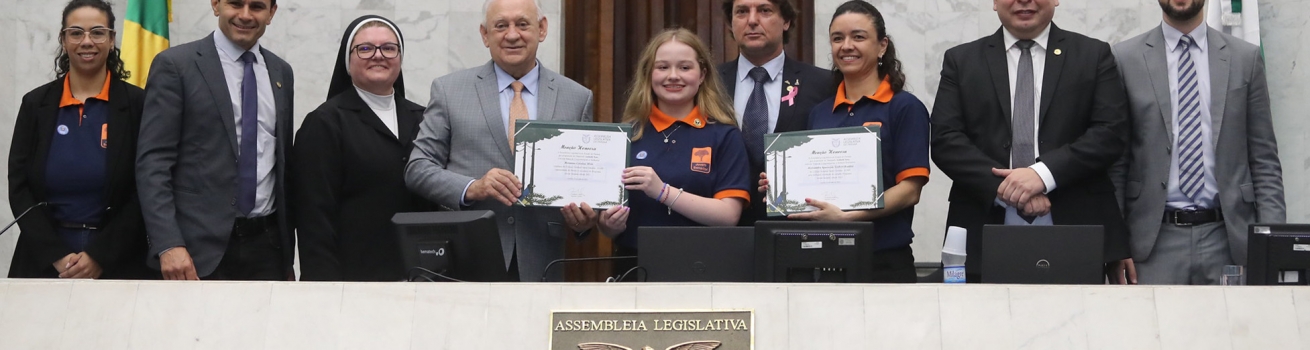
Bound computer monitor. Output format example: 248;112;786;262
393;210;511;282
637;226;754;282
1247;224;1310;285
753;221;876;283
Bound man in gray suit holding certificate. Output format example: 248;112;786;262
406;0;594;282
1111;0;1285;285
137;0;294;280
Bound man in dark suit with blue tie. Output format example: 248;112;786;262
931;0;1132;282
718;0;835;225
136;0;295;280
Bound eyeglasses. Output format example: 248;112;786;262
352;43;400;59
63;28;114;44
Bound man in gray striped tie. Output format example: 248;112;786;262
1111;0;1284;285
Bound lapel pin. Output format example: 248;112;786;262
276;82;282;88
1053;49;1062;56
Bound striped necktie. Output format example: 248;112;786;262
1175;34;1205;200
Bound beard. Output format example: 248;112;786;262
1160;0;1205;22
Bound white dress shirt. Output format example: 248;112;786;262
1162;23;1218;209
214;31;277;217
1001;25;1055;225
733;52;786;133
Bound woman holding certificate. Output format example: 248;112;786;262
567;29;751;275
292;16;430;281
761;1;930;282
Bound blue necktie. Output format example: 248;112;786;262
1176;35;1205;201
238;51;258;216
743;67;771;164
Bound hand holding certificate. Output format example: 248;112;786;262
764;126;883;216
513;120;632;208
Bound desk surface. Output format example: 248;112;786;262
0;280;1306;349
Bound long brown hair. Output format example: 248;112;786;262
621;28;736;140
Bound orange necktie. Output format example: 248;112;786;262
508;81;528;148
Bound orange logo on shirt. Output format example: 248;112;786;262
100;124;107;149
691;147;712;174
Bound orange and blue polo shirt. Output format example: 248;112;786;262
809;79;931;250
617;105;752;249
46;73;111;225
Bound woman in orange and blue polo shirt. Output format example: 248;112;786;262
7;0;151;279
581;29;751;275
764;1;930;283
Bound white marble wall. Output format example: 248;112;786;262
0;280;1307;349
0;0;562;276
814;0;1310;262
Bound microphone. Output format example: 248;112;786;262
540;256;637;282
0;202;47;237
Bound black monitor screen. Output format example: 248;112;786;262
1248;224;1310;285
393;211;511;282
753;221;875;283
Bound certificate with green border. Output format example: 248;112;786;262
513;120;632;208
763;125;882;216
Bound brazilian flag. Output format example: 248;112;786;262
121;0;170;87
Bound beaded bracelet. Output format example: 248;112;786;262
666;187;684;215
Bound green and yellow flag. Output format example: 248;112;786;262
121;0;170;87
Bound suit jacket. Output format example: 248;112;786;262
1111;26;1285;265
136;33;296;277
7;77;152;279
931;25;1131;275
718;56;835;225
406;61;594;282
292;89;430;281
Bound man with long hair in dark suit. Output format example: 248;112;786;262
718;0;836;226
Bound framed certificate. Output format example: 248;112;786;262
513;120;632;208
763;126;882;216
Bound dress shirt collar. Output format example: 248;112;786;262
1162;22;1209;54
213;31;263;64
494;61;541;95
736;51;786;83
1002;24;1051;52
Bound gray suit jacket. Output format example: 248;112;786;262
1111;26;1285;265
406;61;594;282
136;33;296;276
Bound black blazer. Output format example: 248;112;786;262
930;25;1131;275
718;56;836;225
292;88;431;281
7;77;152;279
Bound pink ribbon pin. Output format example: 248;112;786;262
781;86;799;106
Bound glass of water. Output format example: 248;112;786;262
1221;265;1245;286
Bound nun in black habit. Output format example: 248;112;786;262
292;15;432;281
